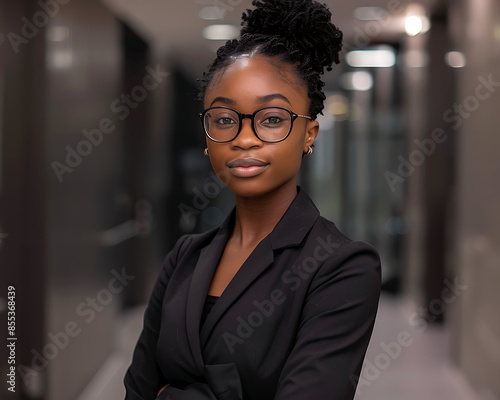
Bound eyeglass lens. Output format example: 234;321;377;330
204;108;292;142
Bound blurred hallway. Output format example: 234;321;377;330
1;0;500;399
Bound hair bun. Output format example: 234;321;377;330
240;0;343;71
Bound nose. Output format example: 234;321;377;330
231;118;262;149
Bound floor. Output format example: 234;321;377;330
77;294;480;400
353;295;478;400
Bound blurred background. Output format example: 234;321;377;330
0;0;499;399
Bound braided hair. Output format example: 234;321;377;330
198;0;343;120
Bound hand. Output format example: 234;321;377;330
157;383;170;397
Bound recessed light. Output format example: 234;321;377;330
346;50;396;68
445;51;466;68
405;16;423;36
340;71;373;91
202;24;239;40
404;3;430;36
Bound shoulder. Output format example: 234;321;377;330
311;215;379;256
306;215;381;291
291;189;380;270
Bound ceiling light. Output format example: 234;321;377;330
346;50;396;68
445;51;466;68
405;3;430;36
340;72;373;91
405;16;423;36
48;48;73;69
202;24;239;40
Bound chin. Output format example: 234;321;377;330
228;178;297;200
228;181;269;198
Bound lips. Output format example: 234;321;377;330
227;158;268;168
227;158;269;178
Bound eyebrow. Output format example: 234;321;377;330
209;93;292;107
210;97;236;106
256;94;292;106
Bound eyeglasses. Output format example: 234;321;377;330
199;106;313;143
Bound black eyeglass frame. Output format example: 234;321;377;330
199;106;313;143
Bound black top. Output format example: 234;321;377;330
200;295;219;331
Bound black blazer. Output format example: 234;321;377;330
124;188;381;400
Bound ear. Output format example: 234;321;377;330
303;120;319;153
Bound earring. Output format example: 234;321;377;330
307;146;313;155
204;148;209;156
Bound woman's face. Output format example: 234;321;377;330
203;56;319;199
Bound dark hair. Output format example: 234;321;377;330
198;0;343;120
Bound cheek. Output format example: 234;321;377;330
284;129;307;157
206;144;236;184
208;148;226;172
271;141;304;175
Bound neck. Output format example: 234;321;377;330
231;184;298;247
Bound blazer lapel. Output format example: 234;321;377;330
199;236;274;348
190;187;320;367
186;227;230;372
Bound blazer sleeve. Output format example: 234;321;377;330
274;241;381;400
124;234;189;400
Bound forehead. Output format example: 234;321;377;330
204;56;308;108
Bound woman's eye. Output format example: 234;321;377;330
267;117;281;124
215;117;236;125
262;116;284;125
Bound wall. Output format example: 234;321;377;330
451;0;500;398
44;1;123;398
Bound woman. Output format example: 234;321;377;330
124;0;381;399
